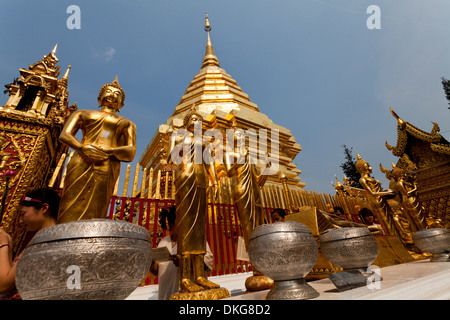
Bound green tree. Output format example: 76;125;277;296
441;77;450;109
340;145;362;189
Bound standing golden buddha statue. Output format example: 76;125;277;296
57;77;136;223
222;122;273;292
167;108;225;298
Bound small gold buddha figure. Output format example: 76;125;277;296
57;77;136;223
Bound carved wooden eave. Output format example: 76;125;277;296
385;107;450;168
430;142;450;155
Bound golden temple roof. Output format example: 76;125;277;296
386;107;450;162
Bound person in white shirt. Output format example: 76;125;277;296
150;206;214;300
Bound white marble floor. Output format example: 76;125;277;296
126;259;450;300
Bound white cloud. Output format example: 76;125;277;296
103;48;116;62
93;47;116;62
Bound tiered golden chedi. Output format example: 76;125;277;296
139;14;303;195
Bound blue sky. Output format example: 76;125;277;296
1;0;449;195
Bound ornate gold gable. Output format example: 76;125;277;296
385;108;450;228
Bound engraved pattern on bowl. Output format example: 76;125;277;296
16;220;152;300
319;227;379;270
412;228;450;254
28;219;151;244
248;221;318;281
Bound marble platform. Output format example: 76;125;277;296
126;259;450;300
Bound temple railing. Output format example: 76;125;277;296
107;193;374;286
107;195;277;285
103;165;376;285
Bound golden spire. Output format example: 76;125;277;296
59;65;71;88
201;12;221;69
63;65;71;80
50;43;59;62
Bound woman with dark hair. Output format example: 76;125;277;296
150;206;214;300
0;188;60;299
359;207;383;234
159;205;176;232
271;208;287;223
150;206;179;300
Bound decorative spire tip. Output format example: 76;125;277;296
204;12;211;32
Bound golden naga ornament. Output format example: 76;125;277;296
57;77;136;223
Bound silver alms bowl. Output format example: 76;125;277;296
16;219;152;300
319;227;379;271
248;221;319;299
412;228;450;262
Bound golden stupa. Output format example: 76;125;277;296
139;14;304;197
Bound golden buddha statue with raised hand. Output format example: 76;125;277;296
57;77;136;223
167;108;221;296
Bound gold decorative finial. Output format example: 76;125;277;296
52;43;58;54
113;75;120;85
389;107;406;129
63;65;71;80
204;12;211;32
385;140;394;151
201;12;220;69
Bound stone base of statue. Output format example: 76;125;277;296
244;274;274;293
15;219;152;300
169;287;230;300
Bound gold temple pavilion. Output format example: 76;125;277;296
386;108;450;228
0;45;74;254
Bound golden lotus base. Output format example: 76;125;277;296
169;287;230;300
245;275;274;293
